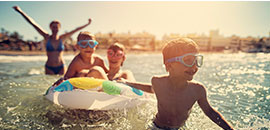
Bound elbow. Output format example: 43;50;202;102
147;87;155;94
150;88;155;93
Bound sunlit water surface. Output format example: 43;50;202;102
0;52;269;130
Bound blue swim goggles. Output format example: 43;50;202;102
167;53;203;67
77;40;98;48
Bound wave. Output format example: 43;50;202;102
0;55;75;63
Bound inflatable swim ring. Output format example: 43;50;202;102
44;77;149;110
51;77;143;96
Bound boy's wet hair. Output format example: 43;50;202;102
77;31;96;41
49;20;61;28
108;43;125;52
162;38;199;64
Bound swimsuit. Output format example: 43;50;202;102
148;121;186;130
152;122;179;130
46;39;64;52
45;38;65;74
45;64;64;74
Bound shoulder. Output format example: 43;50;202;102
121;70;133;75
44;35;50;41
59;33;70;40
189;81;207;97
93;54;104;61
152;75;168;80
69;54;81;66
151;75;168;85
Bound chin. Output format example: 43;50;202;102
109;63;119;68
84;53;93;58
187;78;193;81
185;75;194;81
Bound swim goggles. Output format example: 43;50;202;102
166;53;203;67
107;49;125;59
77;40;98;48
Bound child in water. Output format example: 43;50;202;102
121;38;234;129
87;42;135;81
53;31;108;85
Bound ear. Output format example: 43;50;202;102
121;55;126;66
75;44;80;50
93;45;97;50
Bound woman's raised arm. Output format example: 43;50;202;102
13;6;49;38
60;18;92;40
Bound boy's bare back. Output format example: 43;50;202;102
152;75;205;128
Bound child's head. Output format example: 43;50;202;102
107;43;126;67
162;38;202;80
76;31;97;57
162;38;199;64
77;31;96;41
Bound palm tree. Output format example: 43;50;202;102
1;28;5;34
10;31;23;40
1;27;9;36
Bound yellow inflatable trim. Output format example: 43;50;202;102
69;77;105;90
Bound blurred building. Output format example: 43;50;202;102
95;31;155;51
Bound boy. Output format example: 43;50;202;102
53;31;108;85
121;38;233;129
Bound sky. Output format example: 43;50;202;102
0;1;270;41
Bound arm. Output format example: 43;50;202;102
63;61;78;79
197;85;234;130
13;6;49;38
60;18;92;40
119;76;155;93
99;58;109;74
123;80;154;93
52;59;78;86
95;55;109;73
121;70;136;82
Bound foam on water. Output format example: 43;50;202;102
0;55;75;63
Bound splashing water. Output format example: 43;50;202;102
0;53;269;129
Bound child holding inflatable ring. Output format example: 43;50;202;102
52;42;142;96
53;31;108;86
120;38;234;129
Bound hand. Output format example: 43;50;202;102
88;18;92;24
52;77;65;86
13;6;22;12
116;78;127;84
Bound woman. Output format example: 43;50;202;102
87;43;135;81
13;6;92;75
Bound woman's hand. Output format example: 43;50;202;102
13;6;22;12
88;18;92;25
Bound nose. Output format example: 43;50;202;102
85;46;94;50
190;64;198;72
110;55;118;60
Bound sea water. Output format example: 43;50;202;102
0;52;269;130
